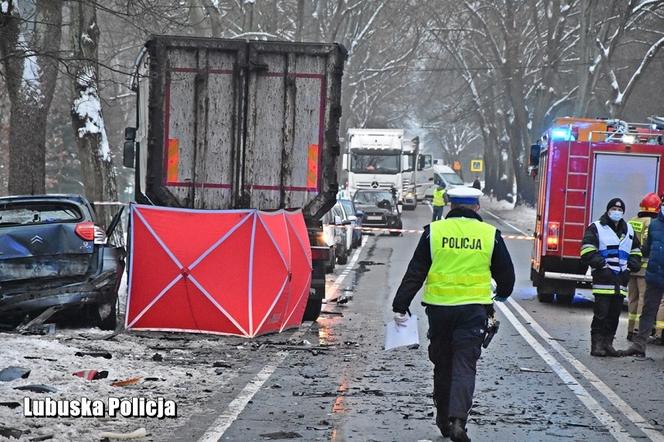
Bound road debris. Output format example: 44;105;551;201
99;427;147;440
74;351;112;359
0;366;31;381
72;370;109;380
259;431;302;439
13;384;57;393
518;367;552;374
111;376;141;387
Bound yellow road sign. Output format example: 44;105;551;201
470;159;483;172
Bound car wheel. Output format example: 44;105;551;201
96;301;117;331
337;251;348;265
536;287;555;303
302;289;323;321
556;289;575;304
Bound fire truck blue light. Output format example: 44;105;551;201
550;127;575;141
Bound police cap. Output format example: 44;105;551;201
447;187;483;205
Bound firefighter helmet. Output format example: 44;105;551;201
640;192;661;214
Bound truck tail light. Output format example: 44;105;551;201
75;221;108;244
546;222;560;251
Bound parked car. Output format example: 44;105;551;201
0;195;125;330
352;189;402;236
330;203;353;264
402;185;417;210
337;198;363;248
320;211;337;273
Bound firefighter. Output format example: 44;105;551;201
432;182;447;221
622;199;664;357
392;187;515;441
580;198;641;357
626;193;661;341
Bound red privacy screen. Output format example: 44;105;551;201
125;204;312;337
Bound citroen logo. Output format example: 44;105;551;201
30;235;44;245
371;181;379;188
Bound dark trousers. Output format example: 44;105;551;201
591;294;624;337
426;304;488;420
432;206;444;221
634;284;664;345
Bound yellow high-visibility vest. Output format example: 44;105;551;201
433;188;446;207
422;217;495;305
629;216;652;273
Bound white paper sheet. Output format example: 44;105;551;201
384;314;419;351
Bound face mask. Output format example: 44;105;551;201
608;210;623;222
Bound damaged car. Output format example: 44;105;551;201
0;195;125;330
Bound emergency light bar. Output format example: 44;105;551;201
550;127;575;141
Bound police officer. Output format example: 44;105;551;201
432;183;447;221
392;187;515;442
580;198;641;357
626;193;661;341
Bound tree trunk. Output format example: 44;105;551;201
8;104;47;194
0;0;63;195
70;1;122;245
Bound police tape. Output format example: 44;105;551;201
353;225;533;240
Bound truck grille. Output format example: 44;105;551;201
356;182;394;190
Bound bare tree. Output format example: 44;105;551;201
0;0;63;194
69;0;122;242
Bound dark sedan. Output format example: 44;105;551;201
352;189;402;236
0;195;124;330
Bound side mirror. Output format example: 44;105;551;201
334;215;342;225
355;210;364;219
123;127;137;169
417;155;425;171
342;153;349;171
529;144;540;167
428;177;433;181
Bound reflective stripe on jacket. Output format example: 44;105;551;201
422;217;495;305
592;220;635;296
432;188;446;207
628;216;652;275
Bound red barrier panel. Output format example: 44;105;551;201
125;205;312;337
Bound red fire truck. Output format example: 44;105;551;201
530;117;664;303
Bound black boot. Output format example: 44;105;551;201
626;331;634;341
590;334;606;357
449;418;471;442
436;414;450;438
620;341;646;357
603;336;621;357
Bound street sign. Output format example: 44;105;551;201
470;159;483;172
453;161;462;171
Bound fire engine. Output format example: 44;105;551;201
530;117;664;303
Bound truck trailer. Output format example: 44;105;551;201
530;117;664;303
123;35;346;321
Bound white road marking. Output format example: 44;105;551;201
494;301;634;441
507;298;664;442
197;328;308;442
329;236;367;293
482;208;530;237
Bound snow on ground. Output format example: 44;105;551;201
480;195;536;236
0;327;263;441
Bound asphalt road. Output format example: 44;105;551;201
170;204;664;442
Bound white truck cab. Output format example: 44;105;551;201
345;129;404;201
